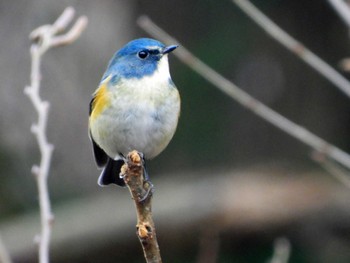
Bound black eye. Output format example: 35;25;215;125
138;50;149;59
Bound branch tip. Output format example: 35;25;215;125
50;15;88;47
52;6;75;34
129;150;142;164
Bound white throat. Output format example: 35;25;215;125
150;55;171;83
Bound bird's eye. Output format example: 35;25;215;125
138;50;149;59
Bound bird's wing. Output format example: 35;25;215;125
89;75;113;168
89;75;112;122
89;131;108;168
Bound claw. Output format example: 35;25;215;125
138;180;154;203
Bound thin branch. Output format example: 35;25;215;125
121;151;162;263
51;16;88;47
328;0;350;28
232;0;350;99
328;0;350;72
312;151;350;189
268;237;291;263
137;16;350;174
24;7;87;263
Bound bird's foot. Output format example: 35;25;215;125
138;180;154;203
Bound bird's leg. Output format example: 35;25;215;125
118;153;128;180
138;152;154;203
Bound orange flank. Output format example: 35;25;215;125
90;75;112;122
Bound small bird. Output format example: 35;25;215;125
89;38;180;187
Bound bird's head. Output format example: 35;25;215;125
104;38;178;81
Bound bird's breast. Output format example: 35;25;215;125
90;75;180;159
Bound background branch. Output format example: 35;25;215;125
328;0;350;28
232;0;350;99
24;7;87;263
328;0;350;72
137;16;350;182
312;151;350;189
121;151;162;263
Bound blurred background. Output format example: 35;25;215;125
1;0;350;262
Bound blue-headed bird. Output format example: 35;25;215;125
89;38;180;188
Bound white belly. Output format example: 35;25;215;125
90;79;180;160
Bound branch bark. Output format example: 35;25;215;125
121;151;162;263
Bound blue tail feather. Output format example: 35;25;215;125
98;158;125;187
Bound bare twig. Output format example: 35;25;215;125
137;16;350;172
232;0;350;99
268;237;291;263
328;0;350;72
0;234;12;263
121;151;162;263
312;152;350;189
328;0;350;28
24;7;87;263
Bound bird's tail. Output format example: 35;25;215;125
97;158;126;187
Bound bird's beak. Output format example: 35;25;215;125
162;45;178;55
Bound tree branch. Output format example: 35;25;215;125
232;0;350;99
24;7;87;263
121;151;162;263
137;16;350;178
312;151;350;189
328;0;350;28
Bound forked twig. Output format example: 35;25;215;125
24;7;87;263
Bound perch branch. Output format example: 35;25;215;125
137;16;350;178
121;151;162;263
24;7;87;263
232;0;350;99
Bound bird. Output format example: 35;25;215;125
89;38;180;188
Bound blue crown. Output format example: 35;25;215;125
102;38;167;82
